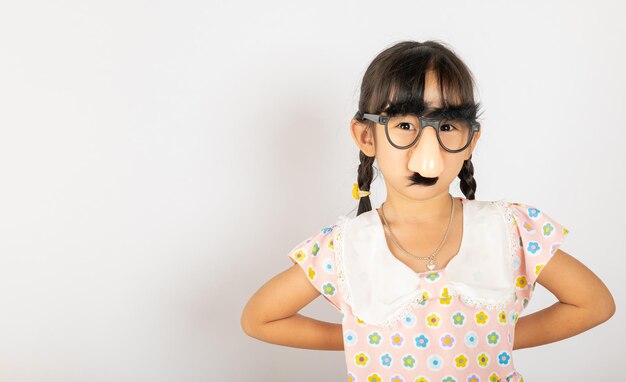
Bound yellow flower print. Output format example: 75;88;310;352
454;353;468;368
533;263;544;276
307;267;316;280
426;313;441;327
328;238;334;250
367;374;381;382
415;378;429;382
489;373;500;382
515;276;528;289
477;352;489;367
498;311;507;324
439;287;451;305
355;352;369;366
292;249;306;262
356;317;365;324
475;311;488;325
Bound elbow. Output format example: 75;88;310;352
240;303;265;338
593;291;616;324
602;293;616;321
240;308;256;337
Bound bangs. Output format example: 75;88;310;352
366;45;482;120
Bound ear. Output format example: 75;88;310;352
465;129;481;160
350;119;376;157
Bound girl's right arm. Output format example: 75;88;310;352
240;263;344;351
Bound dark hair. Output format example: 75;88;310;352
353;40;483;216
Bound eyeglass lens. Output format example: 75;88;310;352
385;114;472;151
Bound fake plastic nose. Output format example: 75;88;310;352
407;125;444;177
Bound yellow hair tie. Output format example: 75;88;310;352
352;183;371;200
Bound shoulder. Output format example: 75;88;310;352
464;198;544;223
288;214;348;258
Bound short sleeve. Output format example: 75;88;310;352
508;201;571;306
287;224;343;312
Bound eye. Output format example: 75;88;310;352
440;123;457;132
398;122;415;131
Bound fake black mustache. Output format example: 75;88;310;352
408;172;438;186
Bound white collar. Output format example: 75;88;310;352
333;199;517;329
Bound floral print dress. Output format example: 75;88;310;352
287;198;569;382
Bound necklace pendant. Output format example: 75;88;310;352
427;261;435;271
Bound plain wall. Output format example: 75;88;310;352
0;0;624;380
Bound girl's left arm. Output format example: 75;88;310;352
513;248;616;350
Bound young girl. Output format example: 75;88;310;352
241;40;615;382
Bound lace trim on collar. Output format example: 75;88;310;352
494;199;522;257
446;282;516;311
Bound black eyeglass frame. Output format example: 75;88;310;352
360;112;481;153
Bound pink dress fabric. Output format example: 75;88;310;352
287;198;570;382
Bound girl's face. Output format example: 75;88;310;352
350;70;481;202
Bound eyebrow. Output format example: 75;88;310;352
385;103;478;120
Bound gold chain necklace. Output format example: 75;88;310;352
379;194;455;271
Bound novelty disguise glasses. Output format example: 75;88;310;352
354;106;481;153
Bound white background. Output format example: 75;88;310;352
0;0;624;381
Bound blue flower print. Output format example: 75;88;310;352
464;331;479;348
368;331;382;346
509;311;516;324
344;330;357;346
322;227;333;234
542;222;554;237
426;354;444;371
526;241;541;255
527;207;540;219
512;254;521;269
425;272;441;282
498;351;511;365
322;258;334;274
414;334;429;349
380;352;392;367
402;313;417;328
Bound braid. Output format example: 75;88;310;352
356;150;376;216
458;155;477;200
